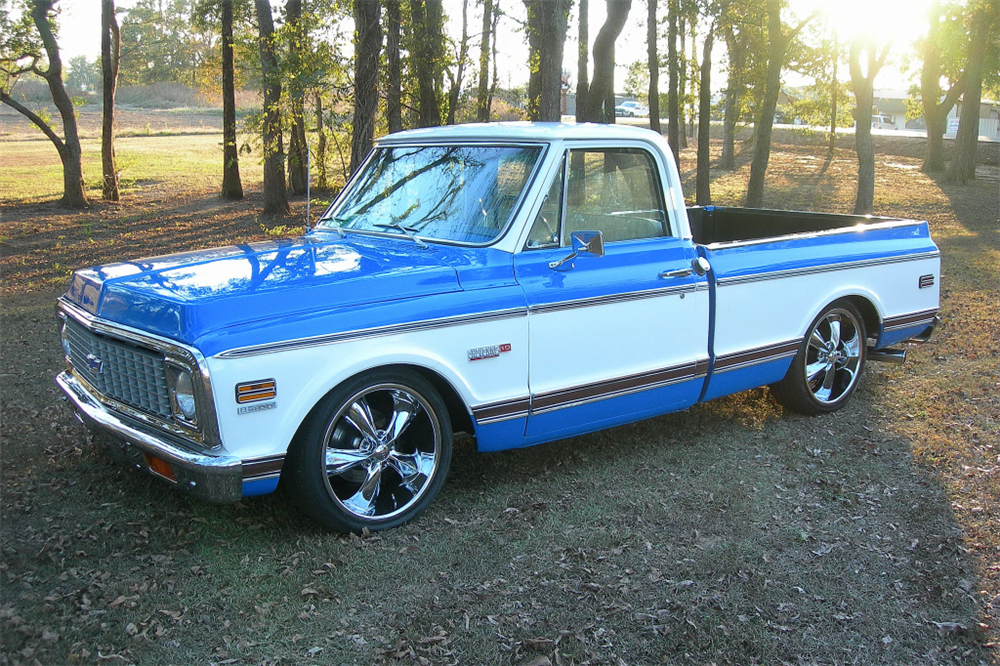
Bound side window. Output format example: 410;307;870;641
563;148;669;246
525;157;565;248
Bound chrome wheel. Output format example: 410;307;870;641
323;383;441;521
285;369;452;532
770;300;867;415
804;308;863;405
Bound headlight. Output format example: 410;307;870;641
60;323;72;358
169;368;198;423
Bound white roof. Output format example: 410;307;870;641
377;121;665;145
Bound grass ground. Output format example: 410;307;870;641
1;116;998;665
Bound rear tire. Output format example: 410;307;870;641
770;301;867;415
284;368;452;533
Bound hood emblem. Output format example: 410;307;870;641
85;354;104;374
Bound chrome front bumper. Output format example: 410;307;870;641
57;371;243;504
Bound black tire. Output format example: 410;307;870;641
770;300;867;415
283;368;452;533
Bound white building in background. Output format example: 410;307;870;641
873;89;1000;138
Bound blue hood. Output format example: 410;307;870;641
64;235;464;345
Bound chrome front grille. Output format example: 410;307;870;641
63;318;172;418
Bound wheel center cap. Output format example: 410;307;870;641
374;444;391;460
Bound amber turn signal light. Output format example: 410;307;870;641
236;379;277;404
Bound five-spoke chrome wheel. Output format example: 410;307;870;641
804;308;863;405
770;301;867;415
285;370;452;532
323;384;441;521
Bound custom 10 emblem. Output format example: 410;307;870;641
468;343;512;361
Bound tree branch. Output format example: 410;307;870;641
786;9;819;42
0;90;65;155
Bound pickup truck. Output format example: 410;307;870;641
56;123;940;533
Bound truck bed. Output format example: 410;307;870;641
687;206;900;245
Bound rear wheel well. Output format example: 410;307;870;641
842;296;881;345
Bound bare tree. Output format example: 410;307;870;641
744;0;814;208
828;31;839;155
524;0;572;121
647;0;660;133
576;0;589;120
1;0;88;207
101;0;120;201
582;0;632;123
850;33;890;215
667;0;679;154
446;0;470;125
221;0;243;199
254;0;289;214
696;24;714;205
351;0;382;173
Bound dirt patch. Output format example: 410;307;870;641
1;137;998;665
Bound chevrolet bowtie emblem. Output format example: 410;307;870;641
85;353;104;374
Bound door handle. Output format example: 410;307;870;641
659;268;692;279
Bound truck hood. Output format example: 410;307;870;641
64;234;463;345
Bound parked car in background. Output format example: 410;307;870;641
615;101;648;117
871;115;896;130
57;123;940;533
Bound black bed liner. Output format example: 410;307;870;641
687;206;899;245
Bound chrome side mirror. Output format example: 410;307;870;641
548;230;605;270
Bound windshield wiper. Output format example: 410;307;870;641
373;222;429;249
315;214;354;237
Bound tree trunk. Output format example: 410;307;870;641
921;0;965;173
585;0;631;123
315;91;328;189
745;0;812;209
678;15;687;148
850;34;889;215
828;32;838;155
487;5;500;114
351;0;382;174
696;26;714;206
647;0;660;133
410;0;444;127
255;0;289;215
667;0;679;156
221;0;243;199
19;0;88;207
385;0;403;133
447;0;470;125
945;6;988;184
525;0;572;122
285;0;308;195
101;0;120;201
476;0;492;122
720;23;743;170
576;0;589;121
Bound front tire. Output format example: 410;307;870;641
770;301;867;415
284;369;452;533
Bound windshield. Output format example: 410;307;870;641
319;144;543;244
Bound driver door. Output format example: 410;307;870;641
514;147;710;444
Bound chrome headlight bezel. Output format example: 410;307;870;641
166;364;199;426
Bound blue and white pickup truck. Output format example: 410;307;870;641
57;124;940;532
